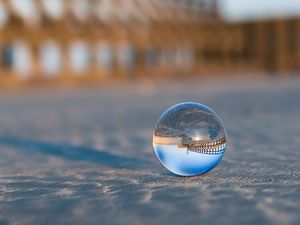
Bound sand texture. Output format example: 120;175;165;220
0;78;299;225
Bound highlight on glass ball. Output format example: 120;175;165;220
153;102;227;176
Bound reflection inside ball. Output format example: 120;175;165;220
153;102;227;176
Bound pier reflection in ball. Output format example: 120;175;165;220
153;102;227;176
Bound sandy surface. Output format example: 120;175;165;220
0;78;299;225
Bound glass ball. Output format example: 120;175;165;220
153;102;227;176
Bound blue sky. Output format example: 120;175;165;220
218;0;300;22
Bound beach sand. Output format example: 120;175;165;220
0;77;299;225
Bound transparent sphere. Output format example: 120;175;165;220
153;102;227;176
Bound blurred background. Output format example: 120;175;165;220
0;0;300;88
